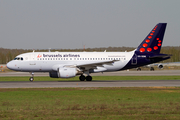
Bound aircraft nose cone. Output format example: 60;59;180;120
7;61;14;70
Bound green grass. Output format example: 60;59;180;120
0;76;180;81
0;87;180;119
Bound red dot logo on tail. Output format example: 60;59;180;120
140;48;145;52
154;46;158;50
146;39;150;43
158;43;161;46
148;36;152;39
147;48;152;52
143;43;148;47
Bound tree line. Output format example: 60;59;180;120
0;46;180;64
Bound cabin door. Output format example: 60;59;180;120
131;54;137;65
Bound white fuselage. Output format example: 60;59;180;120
7;51;135;72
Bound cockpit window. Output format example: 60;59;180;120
14;57;23;61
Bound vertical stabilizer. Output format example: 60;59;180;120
136;23;167;54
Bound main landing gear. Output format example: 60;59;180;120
29;72;34;82
79;75;92;81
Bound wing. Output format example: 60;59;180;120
64;60;119;71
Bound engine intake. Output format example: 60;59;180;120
158;64;163;69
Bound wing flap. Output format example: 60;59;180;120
76;60;119;70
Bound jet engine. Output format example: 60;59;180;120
158;64;163;69
49;67;77;78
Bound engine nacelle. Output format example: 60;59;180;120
49;67;77;78
158;64;163;69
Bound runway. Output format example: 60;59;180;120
0;80;180;88
1;70;180;76
0;70;180;88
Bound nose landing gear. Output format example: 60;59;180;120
29;72;34;82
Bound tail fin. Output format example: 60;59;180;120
136;23;167;54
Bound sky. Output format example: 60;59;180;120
0;0;180;49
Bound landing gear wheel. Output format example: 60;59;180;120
137;67;141;71
79;75;86;81
29;77;34;82
150;67;154;71
86;76;92;81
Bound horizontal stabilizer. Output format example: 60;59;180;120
148;54;172;59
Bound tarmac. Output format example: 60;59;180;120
0;70;179;88
0;70;180;76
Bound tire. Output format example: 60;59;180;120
79;75;85;81
137;68;141;71
29;77;34;82
150;67;154;71
86;76;92;81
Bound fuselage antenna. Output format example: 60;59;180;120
48;48;51;52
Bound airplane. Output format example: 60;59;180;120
7;23;171;82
